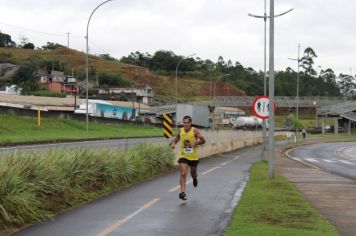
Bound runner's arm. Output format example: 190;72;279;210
193;128;206;147
169;132;180;148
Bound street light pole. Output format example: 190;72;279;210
85;0;114;132
175;53;196;129
268;0;275;179
288;43;301;142
212;73;230;130
248;3;293;161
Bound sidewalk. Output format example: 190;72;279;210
275;142;356;236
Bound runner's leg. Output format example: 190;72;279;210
191;163;198;187
190;165;197;179
179;163;189;193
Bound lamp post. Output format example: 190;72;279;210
85;0;114;132
288;43;301;142
175;53;196;129
211;74;230;129
213;74;230;102
248;1;293;160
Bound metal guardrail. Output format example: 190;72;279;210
316;102;356;116
214;96;346;108
150;96;349;115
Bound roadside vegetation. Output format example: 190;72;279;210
225;161;338;236
0;114;162;145
0;144;175;235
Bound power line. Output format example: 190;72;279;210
0;22;83;38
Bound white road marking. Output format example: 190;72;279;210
322;159;335;163
338;160;354;165
305;158;318;163
96;198;160;236
233;155;241;160
292;157;302;162
169;154;241;192
202;166;220;175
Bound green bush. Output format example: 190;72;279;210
33;90;66;98
0;144;175;229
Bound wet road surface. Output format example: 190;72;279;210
12;146;263;236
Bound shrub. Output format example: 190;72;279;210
0;144;175;229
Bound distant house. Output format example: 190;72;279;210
39;70;79;95
5;85;22;95
62;77;79;95
48;82;62;94
48;77;79;95
98;85;154;105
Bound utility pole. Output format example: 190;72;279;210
288;43;301;143
248;2;293;161
66;32;70;48
268;0;275;179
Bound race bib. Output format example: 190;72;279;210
184;147;193;154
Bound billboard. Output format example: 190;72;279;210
94;103;135;120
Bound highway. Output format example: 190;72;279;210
288;142;356;180
12;145;263;236
0;137;164;153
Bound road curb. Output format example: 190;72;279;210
282;145;320;170
335;145;356;163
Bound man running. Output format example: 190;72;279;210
169;116;206;201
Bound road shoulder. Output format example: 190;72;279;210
277;143;356;236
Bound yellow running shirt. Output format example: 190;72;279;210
180;127;198;161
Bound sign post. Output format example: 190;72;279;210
252;96;276;177
163;114;173;139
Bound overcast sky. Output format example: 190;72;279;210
0;0;355;75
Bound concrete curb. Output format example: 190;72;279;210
335;145;356;163
283;145;320;170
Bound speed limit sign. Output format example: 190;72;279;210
252;96;276;119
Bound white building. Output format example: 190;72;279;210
98;85;154;105
5;85;22;95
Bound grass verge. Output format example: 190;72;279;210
0;144;175;235
224;161;339;236
0;114;163;145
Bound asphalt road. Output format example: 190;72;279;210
12;146;263;236
0;137;165;153
288;142;356;180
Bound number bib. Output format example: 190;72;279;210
183;147;193;154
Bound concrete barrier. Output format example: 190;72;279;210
175;130;286;161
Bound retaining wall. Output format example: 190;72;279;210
176;130;285;160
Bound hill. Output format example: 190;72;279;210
0;47;245;102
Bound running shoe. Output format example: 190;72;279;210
179;192;187;200
193;178;198;187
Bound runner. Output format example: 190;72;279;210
169;116;206;200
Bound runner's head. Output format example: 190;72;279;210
183;116;192;130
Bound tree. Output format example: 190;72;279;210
300;47;317;76
99;54;117;61
11;64;38;94
23;42;35;49
338;73;355;97
0;31;16;47
98;72;130;86
41;42;62;51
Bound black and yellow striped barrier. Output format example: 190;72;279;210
163;114;173;139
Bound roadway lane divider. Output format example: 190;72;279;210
96;198;160;236
168;155;242;193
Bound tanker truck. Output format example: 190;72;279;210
232;116;263;130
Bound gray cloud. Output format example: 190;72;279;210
0;0;355;75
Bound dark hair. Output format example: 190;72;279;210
183;116;192;122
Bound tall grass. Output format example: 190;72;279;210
0;144;175;231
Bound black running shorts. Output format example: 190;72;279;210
178;158;199;167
